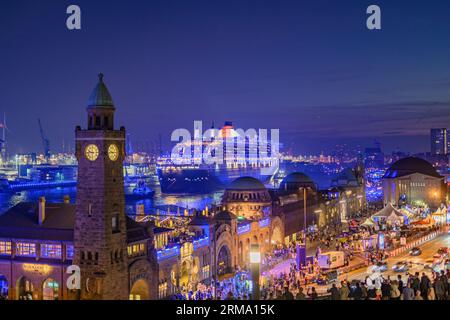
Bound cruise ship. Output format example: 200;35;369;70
157;122;279;194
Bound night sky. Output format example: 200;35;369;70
2;0;450;155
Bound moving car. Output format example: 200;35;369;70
317;251;345;269
433;254;444;264
424;258;443;272
409;247;422;256
392;261;409;272
372;261;388;272
437;247;449;257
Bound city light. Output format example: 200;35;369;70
1;2;450;311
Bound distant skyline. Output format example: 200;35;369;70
2;0;450;155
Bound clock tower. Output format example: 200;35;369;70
74;74;129;300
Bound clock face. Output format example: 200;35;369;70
85;144;99;161
108;144;119;161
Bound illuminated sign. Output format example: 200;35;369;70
378;233;385;250
22;263;52;274
258;218;270;228
237;224;251;235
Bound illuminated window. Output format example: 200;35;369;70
0;241;11;255
41;244;62;259
202;265;210;279
158;282;168;299
16;242;36;257
130;294;141;300
112;215;119;232
66;245;74;259
128;243;145;257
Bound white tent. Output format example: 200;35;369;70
386;211;403;225
361;218;375;227
372;203;405;224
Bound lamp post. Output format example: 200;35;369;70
296;187;307;268
250;244;261;300
211;221;218;300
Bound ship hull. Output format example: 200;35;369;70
157;166;271;194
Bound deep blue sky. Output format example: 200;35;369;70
2;0;450;155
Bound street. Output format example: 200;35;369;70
266;232;450;296
342;233;450;282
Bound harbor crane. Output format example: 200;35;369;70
38;118;50;160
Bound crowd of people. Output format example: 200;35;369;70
171;271;254;300
169;212;446;301
322;270;450;300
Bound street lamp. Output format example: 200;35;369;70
296;187;307;268
249;244;261;300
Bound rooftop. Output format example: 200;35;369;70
0;202;151;243
383;157;442;179
227;176;266;190
87;73;115;108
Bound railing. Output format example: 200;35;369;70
259;218;270;228
193;236;209;250
157;245;180;261
388;226;447;258
7;180;77;191
237;224;251;235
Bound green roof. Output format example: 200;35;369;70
87;73;115;108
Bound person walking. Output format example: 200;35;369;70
414;290;423;300
361;282;368;300
381;279;391;300
428;285;436;301
295;287;306;300
307;287;318;300
439;271;448;300
328;283;340;300
446;270;450;299
397;275;404;295
420;273;431;300
390;280;401;300
411;272;420;293
339;281;350;300
434;277;445;300
353;282;363;300
402;283;415;300
282;286;294;300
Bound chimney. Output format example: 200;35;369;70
64;195;70;204
38;197;46;225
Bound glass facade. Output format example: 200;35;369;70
127;243;145;257
0;241;11;255
41;244;62;259
66;244;74;260
16;242;36;257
